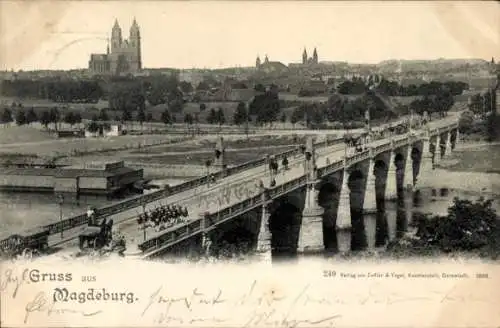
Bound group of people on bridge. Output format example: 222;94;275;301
137;204;190;232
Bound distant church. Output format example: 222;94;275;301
255;54;288;74
302;47;318;65
88;18;142;75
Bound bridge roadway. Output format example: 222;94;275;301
54;114;459;249
56;141;352;248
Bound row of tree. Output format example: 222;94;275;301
0;106;82;129
408;90;455;116
1;79;103;103
337;78;468;97
468;89;496;114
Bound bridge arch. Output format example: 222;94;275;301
318;178;341;252
347;169;367;250
210;209;260;258
394;152;405;168
269;191;304;259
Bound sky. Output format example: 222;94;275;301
0;1;499;71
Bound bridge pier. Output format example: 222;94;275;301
336;167;351;254
363;155;377;214
445;132;452;157
404;146;414;190
385;148;397;201
414;134;433;191
435;135;442;164
298;180;324;254
256;189;272;258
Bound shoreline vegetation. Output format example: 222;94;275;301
386;197;500;260
385;115;500;260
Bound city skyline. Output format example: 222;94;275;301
1;1;499;71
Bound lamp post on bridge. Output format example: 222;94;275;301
57;194;64;239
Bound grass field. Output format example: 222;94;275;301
0;126;191;156
123;145;296;166
0;125;58;144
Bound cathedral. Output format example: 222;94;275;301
88;18;142;75
302;47;318;65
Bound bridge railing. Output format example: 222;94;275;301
317;159;344;178
141;123;462;255
373;142;392;155
346;149;370;166
141;172;310;255
0;137;344;246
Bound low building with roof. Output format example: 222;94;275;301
0;160;143;199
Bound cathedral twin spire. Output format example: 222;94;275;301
111;17;140;43
302;47;318;64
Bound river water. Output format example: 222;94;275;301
1;145;499;253
0;178;185;239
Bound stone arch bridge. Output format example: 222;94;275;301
137;119;460;259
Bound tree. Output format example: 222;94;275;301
486;110;500;142
196;81;210;91
63;111;76;127
121;109;132;123
280;112;287;123
87;120;100;133
233;102;248;125
290;107;301;126
207;108;217;124
199;103;206;111
15;110;27;126
432;89;454;117
184;113;193;125
136;108;146;127
73;112;82;126
254;83;266;92
40;110;51;129
0;108;13;124
49;107;60;130
98;109;109;122
108;82;145;112
468;93;483;114
184;113;193;134
179;81;193;93
169;100;184;113
146;112;153;122
26;107;37;125
161;109;172;125
404;197;498;254
216;108;225;126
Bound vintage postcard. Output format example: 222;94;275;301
1;1;500;327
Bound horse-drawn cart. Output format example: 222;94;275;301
78;218;114;251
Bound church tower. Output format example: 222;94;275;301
129;17;142;71
264;55;269;64
302;48;308;64
312;48;318;64
256;55;261;68
111;19;122;53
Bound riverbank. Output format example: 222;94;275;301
431;142;500;194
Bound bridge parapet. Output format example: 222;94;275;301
317;159;343;178
140;174;310;256
393;136;410;149
346;149;370;166
1;137;343;247
372;142;392;155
